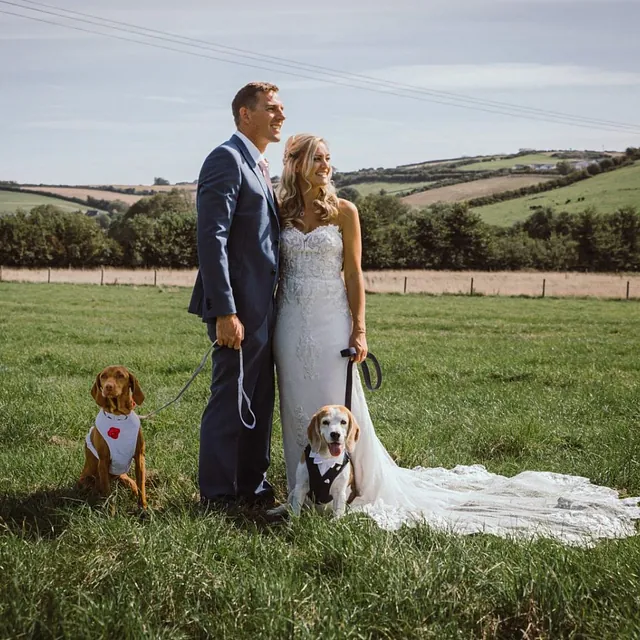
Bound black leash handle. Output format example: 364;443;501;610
340;348;383;411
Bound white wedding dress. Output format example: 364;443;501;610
273;224;640;545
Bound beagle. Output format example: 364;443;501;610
289;405;360;518
79;365;147;509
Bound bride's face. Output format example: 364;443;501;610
303;142;331;188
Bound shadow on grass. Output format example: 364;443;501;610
0;484;103;540
1;475;297;541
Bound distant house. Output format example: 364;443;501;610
512;163;556;172
570;160;598;170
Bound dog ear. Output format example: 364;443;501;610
307;412;323;452
129;372;145;406
91;373;105;408
345;409;360;451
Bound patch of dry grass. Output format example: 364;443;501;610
401;175;554;207
2;267;639;299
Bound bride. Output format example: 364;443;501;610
272;133;640;545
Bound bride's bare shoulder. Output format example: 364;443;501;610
336;198;359;230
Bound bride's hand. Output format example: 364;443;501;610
349;330;368;363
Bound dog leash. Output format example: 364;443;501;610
140;340;256;429
340;347;383;411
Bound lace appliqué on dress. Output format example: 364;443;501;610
293;405;310;448
277;225;349;380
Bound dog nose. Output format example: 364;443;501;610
330;432;340;441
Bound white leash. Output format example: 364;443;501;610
234;341;256;429
140;340;256;429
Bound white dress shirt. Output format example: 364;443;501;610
234;130;265;165
234;130;272;196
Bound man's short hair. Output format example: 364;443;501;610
232;82;279;126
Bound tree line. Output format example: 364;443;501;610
2;186;640;273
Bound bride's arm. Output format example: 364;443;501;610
339;199;368;364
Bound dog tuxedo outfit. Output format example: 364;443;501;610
304;445;351;504
86;410;141;475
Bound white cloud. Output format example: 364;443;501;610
365;64;640;91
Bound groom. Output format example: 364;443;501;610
188;82;285;510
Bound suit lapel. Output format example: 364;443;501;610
230;135;278;218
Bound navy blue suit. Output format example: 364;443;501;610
189;134;279;501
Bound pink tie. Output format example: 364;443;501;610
258;159;274;198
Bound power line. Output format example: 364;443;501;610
15;0;640;134
2;2;640;135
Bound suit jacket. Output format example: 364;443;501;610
188;134;280;334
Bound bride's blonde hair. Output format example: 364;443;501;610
277;134;340;229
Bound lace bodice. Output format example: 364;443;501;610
276;224;350;318
278;224;343;283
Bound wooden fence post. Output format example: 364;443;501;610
627;281;630;300
100;267;104;286
403;276;407;294
48;267;51;284
470;277;474;296
0;265;3;282
154;269;158;287
542;278;546;298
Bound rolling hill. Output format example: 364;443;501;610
472;162;640;226
401;175;555;207
0;189;108;214
4;149;635;225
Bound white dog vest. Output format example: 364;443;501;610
86;409;141;475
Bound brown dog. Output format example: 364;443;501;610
79;365;147;508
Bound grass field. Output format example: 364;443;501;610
458;154;559;171
2;283;640;638
474;162;640;226
349;181;435;196
0;190;105;214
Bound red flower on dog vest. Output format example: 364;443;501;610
107;427;120;439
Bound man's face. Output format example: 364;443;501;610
241;91;285;146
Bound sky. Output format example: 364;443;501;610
1;0;640;185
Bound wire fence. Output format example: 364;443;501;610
2;266;640;299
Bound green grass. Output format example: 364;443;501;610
349;181;435;196
473;162;640;226
0;190;102;214
2;283;640;638
459;154;560;172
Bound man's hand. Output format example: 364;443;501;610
215;314;244;349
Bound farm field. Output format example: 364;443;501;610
20;186;143;205
0;189;107;214
459;153;560;171
348;180;435;196
474;162;640;226
3;266;640;299
401;175;554;207
1;283;640;638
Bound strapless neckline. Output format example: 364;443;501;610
284;224;340;238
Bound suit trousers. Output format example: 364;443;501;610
199;304;275;501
